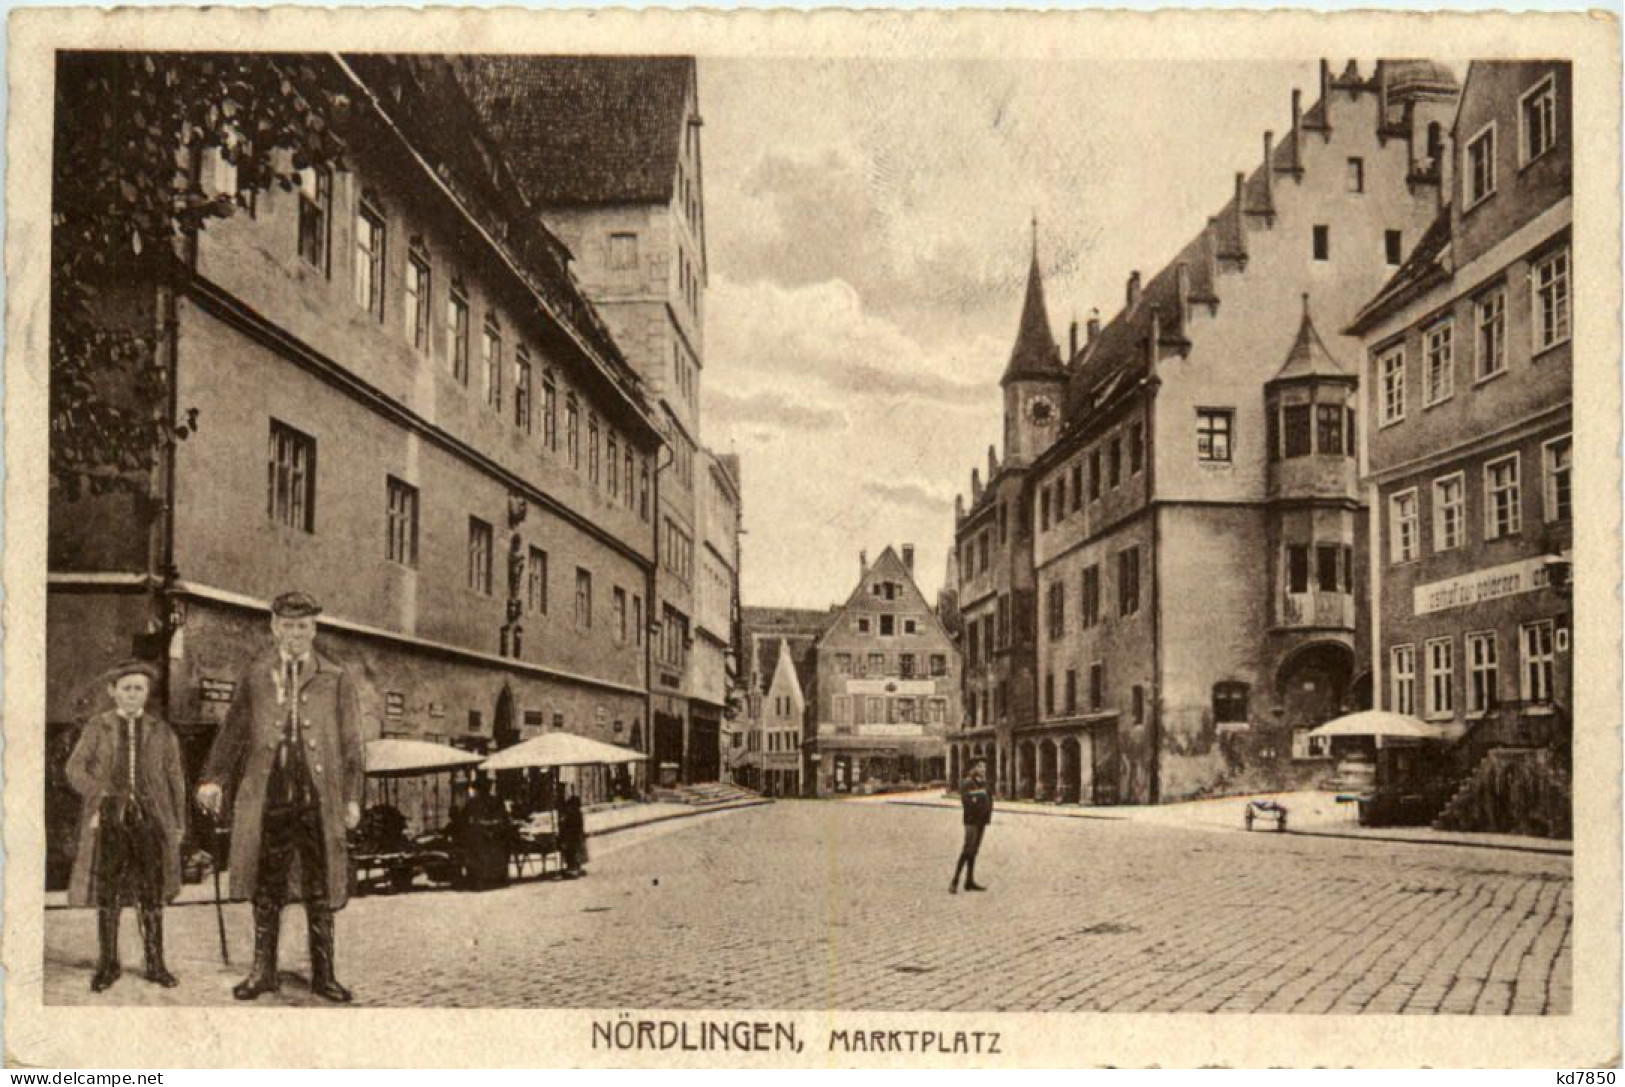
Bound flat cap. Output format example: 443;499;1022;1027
270;591;323;618
106;659;160;684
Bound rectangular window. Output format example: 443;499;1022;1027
930;653;947;677
1039;486;1051;531
1533;248;1571;351
1343;544;1355;593
1283;403;1312;458
1521;74;1558;164
835;653;852;675
867;653;884;677
566;397;580;469
1130;422;1144;474
1053;474;1067;518
1466;631;1499;715
1081;565;1100;628
1069;465;1083;511
446;287;470;384
404;249;431;351
1467;124;1496;207
1346;158;1364;193
899;653;915;679
384;476;418;566
624;449;636;510
1346;408;1357;457
542;373;559;451
1287;544;1309;594
527;546;548;614
1267;404;1280;462
514;350;532;433
1089;662;1104;711
574;568;593;628
354;200;385;319
267;420;316;532
1380;348;1406;425
482;322;503;411
588;416;601;485
1544;435;1572;522
1196;409;1233;462
1385;229;1403;267
1044;672;1055;717
640;462;651;521
978;533;989;573
1316;544;1340;593
1047;581;1066;640
608;232;639;271
1312;224;1329;261
1064;668;1078;715
1391;644;1416;715
613;587;628;644
1426;637;1454;719
296;167;330;272
1109;437;1122;487
1424;320;1454;406
1520;620;1555;702
1089;449;1102;500
1118;547;1140;617
1433;473;1465;552
607;434;619;499
1391;489;1419;562
1485;454;1522;539
880;614;895;637
467;517;493;595
1316;403;1344;455
1476;288;1506;380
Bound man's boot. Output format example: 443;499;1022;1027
307;907;352;1003
963;859;987;892
233;900;281;1000
90;907;122;992
138;908;178;987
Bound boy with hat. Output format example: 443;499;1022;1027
65;659;188;991
197;590;365;1002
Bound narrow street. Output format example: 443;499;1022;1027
44;801;1571;1014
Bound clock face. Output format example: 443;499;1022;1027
1027;395;1057;427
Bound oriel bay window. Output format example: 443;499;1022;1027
1315;404;1345;455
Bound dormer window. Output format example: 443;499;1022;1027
1466;123;1497;208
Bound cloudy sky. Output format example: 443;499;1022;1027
697;58;1320;609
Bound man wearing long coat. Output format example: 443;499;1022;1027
65;659;188;991
198;592;365;1002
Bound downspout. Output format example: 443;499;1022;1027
647;435;674;782
1142;372;1163;805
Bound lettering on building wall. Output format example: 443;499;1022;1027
1413;553;1569;616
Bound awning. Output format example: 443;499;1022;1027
364;738;486;778
481;731;649;771
1307;710;1445;742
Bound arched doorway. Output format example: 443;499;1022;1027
1037;739;1058;802
1277;641;1357;737
1017;742;1036;800
1059;737;1082;804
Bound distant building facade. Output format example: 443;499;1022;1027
47;54;663;881
459;56;735;784
1347;63;1572;780
736;606;832;794
806;547;958;794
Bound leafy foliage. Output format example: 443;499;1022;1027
51;52;348;499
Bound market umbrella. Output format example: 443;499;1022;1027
365;738;486;778
480;731;649;772
1307;710;1444;741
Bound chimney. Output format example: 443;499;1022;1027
971;468;983;503
1069;319;1079;360
1291;89;1303;170
902;544;915;573
1262;130;1275;206
859;549;868;579
1234;171;1246;214
955;494;965;524
987;444;999;479
1126;271;1141;309
1087;308;1101;344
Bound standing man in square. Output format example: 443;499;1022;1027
66;659;188;991
197;591;365;1002
950;758;992;894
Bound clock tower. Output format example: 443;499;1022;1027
1001;220;1067;467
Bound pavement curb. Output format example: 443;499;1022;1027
883;797;1572;856
44;797;775;911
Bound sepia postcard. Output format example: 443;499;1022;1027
4;4;1621;1069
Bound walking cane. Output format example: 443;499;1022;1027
205;811;230;966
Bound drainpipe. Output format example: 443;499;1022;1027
1142;372;1163;805
648;435;673;786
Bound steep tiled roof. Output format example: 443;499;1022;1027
456;56;693;206
1001;249;1065;385
1346;207;1453;335
1274;295;1354;382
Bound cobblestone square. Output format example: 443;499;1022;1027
43;802;1572;1013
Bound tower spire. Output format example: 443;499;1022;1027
1001;221;1064;387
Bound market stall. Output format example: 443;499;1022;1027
481;732;649;876
352;739;485;894
1308;711;1452;827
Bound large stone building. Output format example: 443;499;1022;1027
950;228;1061;798
1346;62;1572;829
952;60;1463;805
459;56;738;784
47;54;664;881
805;546;958;794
